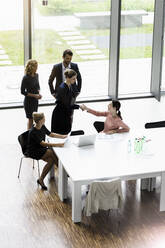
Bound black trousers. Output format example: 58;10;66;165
93;121;104;133
145;121;165;129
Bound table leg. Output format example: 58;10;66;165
72;181;82;223
58;160;68;201
141;178;156;191
160;172;165;211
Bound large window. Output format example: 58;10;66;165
0;0;23;105
32;0;111;102
161;27;165;92
118;0;154;96
0;0;164;107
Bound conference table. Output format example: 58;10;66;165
50;128;165;223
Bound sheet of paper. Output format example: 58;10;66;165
48;137;68;144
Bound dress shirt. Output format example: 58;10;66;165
62;63;71;82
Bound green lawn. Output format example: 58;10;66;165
32;29;82;63
0;30;23;66
80;24;153;37
120;46;152;59
0;25;155;66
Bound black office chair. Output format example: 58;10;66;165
17;130;40;178
145;121;165;129
70;130;84;136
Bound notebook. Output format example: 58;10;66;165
73;134;96;147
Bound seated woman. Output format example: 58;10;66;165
28;112;67;190
81;100;130;134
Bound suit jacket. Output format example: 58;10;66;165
48;62;82;97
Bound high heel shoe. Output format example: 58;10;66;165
37;179;48;190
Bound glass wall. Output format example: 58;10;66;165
0;0;23;104
32;0;110;102
118;0;154;96
0;0;164;107
161;26;165;91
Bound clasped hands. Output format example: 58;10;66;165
80;104;88;111
35;94;42;100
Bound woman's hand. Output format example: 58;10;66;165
80;104;87;111
50;133;68;139
33;94;41;99
106;130;117;135
35;94;42;99
38;94;42;99
55;143;64;147
61;134;68;139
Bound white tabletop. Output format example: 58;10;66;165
50;128;165;182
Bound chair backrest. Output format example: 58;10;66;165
70;130;84;136
145;121;165;129
18;130;29;156
84;178;123;216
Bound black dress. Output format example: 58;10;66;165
51;82;79;135
21;74;40;118
28;125;51;160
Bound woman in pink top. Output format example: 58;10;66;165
81;100;130;134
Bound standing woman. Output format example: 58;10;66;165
21;59;42;130
51;69;83;134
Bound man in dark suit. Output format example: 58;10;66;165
48;49;82;98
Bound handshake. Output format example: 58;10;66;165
80;104;88;111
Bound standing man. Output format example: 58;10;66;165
48;49;82;98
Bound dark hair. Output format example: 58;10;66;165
112;100;122;119
63;49;73;57
64;69;77;79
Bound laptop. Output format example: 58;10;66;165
73;134;96;147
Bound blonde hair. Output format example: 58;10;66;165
32;112;44;123
25;59;38;76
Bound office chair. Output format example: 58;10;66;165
70;130;84;136
83;179;123;231
17;130;40;178
145;121;165;129
84;178;123;217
